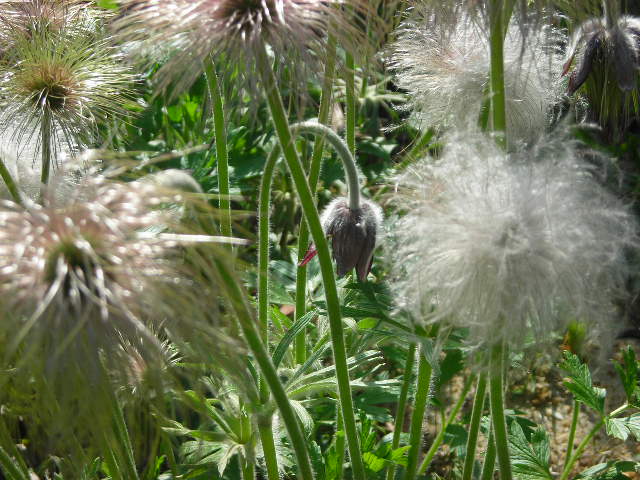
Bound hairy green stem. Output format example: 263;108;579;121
559;418;605;480
216;258;313;480
258;419;279;480
564;400;580;471
489;0;507;148
240;457;255;480
462;372;488;480
204;59;231;238
489;341;512;480
345;52;356;156
385;343;416;480
0;156;21;205
256;44;365;480
480;431;497;480
418;374;474;475
334;409;346;480
40;111;52;196
402;348;433;480
294;37;338;364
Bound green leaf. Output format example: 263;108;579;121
605;417;630;441
508;422;553;480
560;351;606;414
271;309;317;368
575;461;639;479
0;446;28;480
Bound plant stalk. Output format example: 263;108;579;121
256;44;365;480
258;421;280;480
559;419;605;480
489;341;512;480
480;431;497;480
385;343;417;480
345;52;356;156
489;0;507;148
215;257;313;480
418;374;474;475
462;372;488;480
294;37;337;364
40;111;52;197
564;399;580;471
402;348;433;480
204;59;232;238
0;157;21;205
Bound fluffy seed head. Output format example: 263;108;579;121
388;131;637;348
321;197;382;281
387;11;564;146
0;3;135;155
115;0;375;96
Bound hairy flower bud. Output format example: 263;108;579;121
317;197;382;281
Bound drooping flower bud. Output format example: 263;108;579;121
316;197;382;281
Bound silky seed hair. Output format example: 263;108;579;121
387;9;565;147
0;1;136;159
114;0;378;98
388;129;638;349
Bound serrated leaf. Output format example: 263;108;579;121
605;417;630;441
575;461;639;479
614;347;639;405
508;422;553;480
271;310;317;368
560;351;606;414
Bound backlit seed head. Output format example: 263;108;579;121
388;11;564;146
0;2;136;156
389;130;637;348
321;197;382;281
115;0;376;97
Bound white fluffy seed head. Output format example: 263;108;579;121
387;12;565;147
388;131;638;348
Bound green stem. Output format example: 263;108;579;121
489;0;507;149
215;258;313;480
294;37;337;363
0;156;21;205
564;400;580;471
385;343;417;480
256;44;365;480
241;457;255;480
345;52;356;156
258;421;279;480
418;374;474;475
559;419;605;480
204;59;231;238
480;431;497;480
462;372;488;480
489;341;512;480
335;409;346;480
402;348;433;480
40;111;52;196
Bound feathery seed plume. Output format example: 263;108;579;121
388;10;564;146
389;131;637;348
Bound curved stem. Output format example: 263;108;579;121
418;374;474;475
489;0;507;149
295;37;337;364
489;341;512;480
462;372;488;480
385;343;416;480
402;348;432;480
559;419;605;480
204;59;232;238
564;400;580;471
215;258;314;480
256;43;365;480
0;156;21;205
258;421;279;480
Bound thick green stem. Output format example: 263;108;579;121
204;60;232;238
345;52;356;156
294;37;337;363
402;348;433;480
40;111;52;195
256;44;365;480
215;258;313;480
489;0;507;149
461;372;488;480
240;458;255;480
564;400;580;471
0;156;21;205
258;421;279;480
334;409;346;480
385;343;416;480
489;342;512;480
480;431;497;480
559;419;605;480
418;374;474;475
